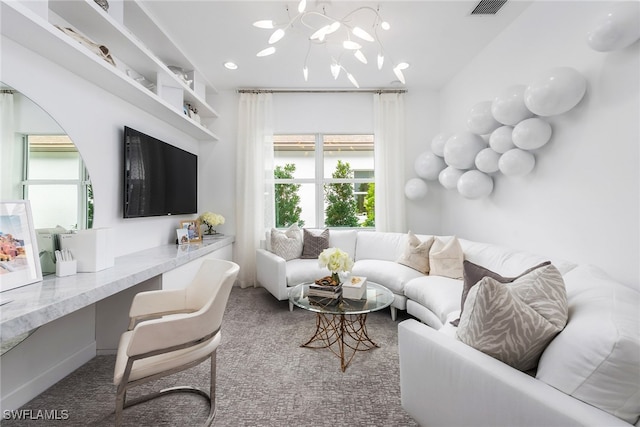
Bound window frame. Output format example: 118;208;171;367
273;133;374;229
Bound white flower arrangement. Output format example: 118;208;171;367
318;247;354;274
198;212;225;234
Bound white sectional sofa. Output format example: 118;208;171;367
256;229;640;426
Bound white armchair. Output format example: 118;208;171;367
113;259;239;426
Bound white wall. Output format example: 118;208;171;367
436;1;639;288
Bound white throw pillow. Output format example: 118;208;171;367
270;224;303;261
396;231;434;274
429;236;464;279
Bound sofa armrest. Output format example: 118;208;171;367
398;319;630;427
256;248;289;300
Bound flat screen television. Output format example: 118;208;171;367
123;126;197;218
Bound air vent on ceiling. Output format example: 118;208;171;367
470;0;508;15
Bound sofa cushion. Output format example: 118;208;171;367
450;260;551;326
301;228;329;259
536;265;640;425
429;236;464;279
456;264;568;371
404;275;463;326
328;229;358;260
355;231;406;262
396;231;434;274
285;259;331;287
270;224;303;261
352;259;424;294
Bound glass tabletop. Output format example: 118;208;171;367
288;282;394;315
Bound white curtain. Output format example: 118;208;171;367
1;92;16;200
374;92;407;232
235;93;274;288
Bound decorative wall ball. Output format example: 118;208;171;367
457;170;494;199
524;67;587;116
405;178;429;200
443;132;486;170
489;126;516;153
431;133;450;157
587;2;640;52
438;166;465;190
491;84;534;126
415;151;446;180
466;101;501;135
498;148;536;176
512;118;552;150
475;148;501;173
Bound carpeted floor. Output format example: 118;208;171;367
4;286;419;426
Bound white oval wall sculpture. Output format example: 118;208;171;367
587;2;640;52
466;101;501;135
438;166;465;190
457;170;494;199
499;148;536;176
405;178;429;200
512;118;552;150
475;148;501;173
443;132;486;170
524;67;587;116
489;126;516;154
491;84;534;126
415;152;446;180
431;132;450;157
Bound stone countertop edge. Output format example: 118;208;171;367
0;236;235;342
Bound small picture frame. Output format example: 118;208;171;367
176;228;189;245
179;220;202;242
1;200;43;292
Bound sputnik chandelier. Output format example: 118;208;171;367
253;0;409;87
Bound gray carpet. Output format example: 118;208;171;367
5;286;419;426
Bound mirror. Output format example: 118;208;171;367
0;83;93;276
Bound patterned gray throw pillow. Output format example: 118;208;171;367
270;224;303;261
456;263;568;371
300;228;330;259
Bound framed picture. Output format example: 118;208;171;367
0;201;43;292
179;220;201;242
176;228;189;245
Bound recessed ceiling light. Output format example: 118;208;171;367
224;62;238;70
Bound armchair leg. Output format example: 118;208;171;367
206;350;217;426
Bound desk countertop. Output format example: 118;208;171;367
0;236;234;342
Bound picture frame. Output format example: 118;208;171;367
176;228;189;245
0;200;43;292
179;220;202;242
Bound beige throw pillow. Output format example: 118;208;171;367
456;263;568;372
429;236;464;279
396;231;434;274
270;224;303;261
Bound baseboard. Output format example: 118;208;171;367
0;341;96;411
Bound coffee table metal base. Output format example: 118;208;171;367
301;312;378;371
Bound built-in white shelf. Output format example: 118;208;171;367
1;0;219;141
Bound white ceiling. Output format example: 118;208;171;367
141;0;533;91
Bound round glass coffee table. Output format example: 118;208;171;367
289;282;394;371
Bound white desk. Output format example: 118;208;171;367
0;236;234;342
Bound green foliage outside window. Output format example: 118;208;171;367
325;160;359;227
363;183;375;227
274;164;304;227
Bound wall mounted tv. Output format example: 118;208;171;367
123;126;197;218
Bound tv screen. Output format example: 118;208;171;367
123;126;197;218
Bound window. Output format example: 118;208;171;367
273;134;374;228
22;135;93;229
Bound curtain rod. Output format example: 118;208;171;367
237;88;407;94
